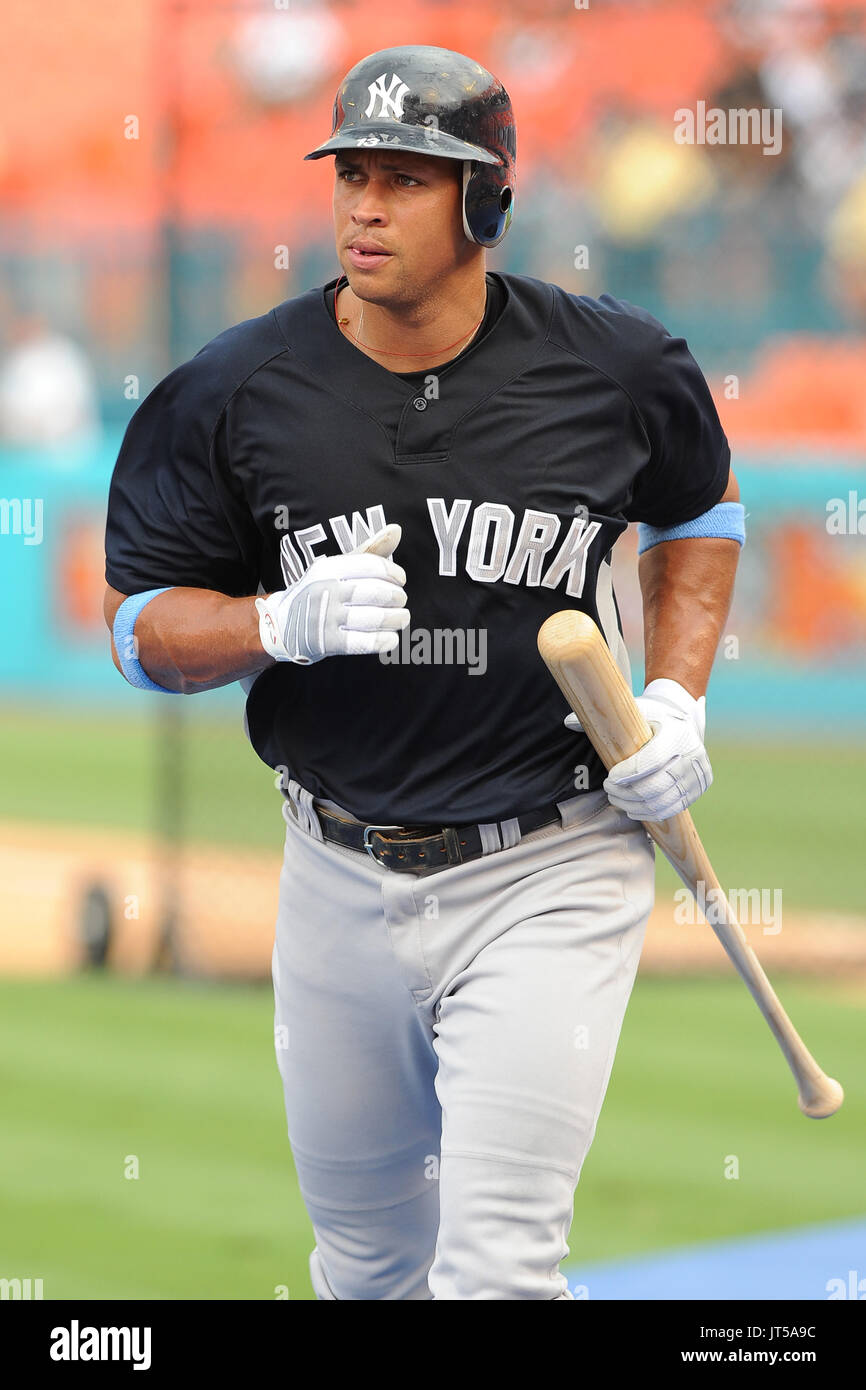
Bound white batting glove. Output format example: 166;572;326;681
564;678;712;822
256;523;410;664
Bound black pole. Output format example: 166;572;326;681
151;0;186;974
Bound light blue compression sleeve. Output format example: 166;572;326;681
637;501;746;555
112;588;177;694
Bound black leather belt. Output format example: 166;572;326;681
312;803;561;872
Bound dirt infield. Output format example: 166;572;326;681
2;819;865;980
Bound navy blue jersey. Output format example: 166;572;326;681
105;271;730;825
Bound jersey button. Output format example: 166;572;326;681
412;397;427;411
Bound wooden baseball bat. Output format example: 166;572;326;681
537;608;844;1119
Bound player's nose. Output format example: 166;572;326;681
349;181;390;225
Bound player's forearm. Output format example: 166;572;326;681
105;586;273;693
638;537;740;699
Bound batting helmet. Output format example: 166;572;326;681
304;45;516;249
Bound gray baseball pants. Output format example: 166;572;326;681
271;781;655;1300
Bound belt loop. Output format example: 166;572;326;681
286;778;325;842
498;816;521;850
557;789;606;828
477;823;502;856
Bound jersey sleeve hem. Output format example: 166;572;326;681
105;566;217;597
626;438;732;528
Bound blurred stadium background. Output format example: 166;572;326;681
0;0;864;1301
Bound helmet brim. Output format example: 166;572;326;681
303;125;501;165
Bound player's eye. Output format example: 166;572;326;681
336;168;361;181
395;173;421;186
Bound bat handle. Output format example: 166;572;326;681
648;817;845;1120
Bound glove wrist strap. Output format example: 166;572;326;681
642;677;706;736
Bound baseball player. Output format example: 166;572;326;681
103;45;744;1300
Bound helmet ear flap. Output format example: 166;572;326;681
461;159;515;249
461;161;476;246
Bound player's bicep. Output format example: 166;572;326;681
104;584;127;631
719;468;740;503
104;585;127;673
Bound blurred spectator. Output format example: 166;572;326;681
589;116;716;244
824;171;866;327
231;0;348;106
759;23;866;216
0;316;101;450
4;0;866;440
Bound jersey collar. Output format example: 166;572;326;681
271;272;551;440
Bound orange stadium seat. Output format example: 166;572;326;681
715;338;866;451
1;0;735;236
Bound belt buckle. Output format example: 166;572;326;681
441;825;463;865
362;824;400;864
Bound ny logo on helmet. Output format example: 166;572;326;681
365;73;410;121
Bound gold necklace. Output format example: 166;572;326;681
336;279;486;359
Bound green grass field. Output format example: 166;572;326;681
0;974;861;1299
1;704;865;913
1;706;863;1298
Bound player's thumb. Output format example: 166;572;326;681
353;523;402;560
